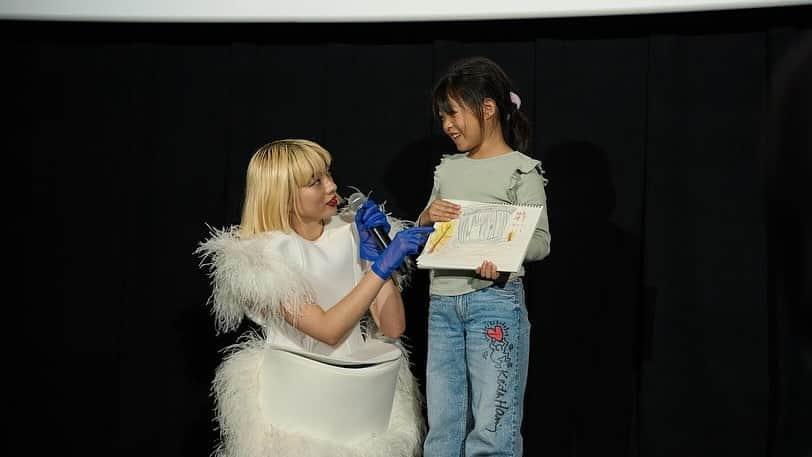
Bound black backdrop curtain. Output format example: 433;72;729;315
17;5;810;457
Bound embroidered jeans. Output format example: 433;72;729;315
423;279;531;457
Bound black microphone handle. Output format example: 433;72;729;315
370;226;392;249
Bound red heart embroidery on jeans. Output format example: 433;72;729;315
486;326;504;341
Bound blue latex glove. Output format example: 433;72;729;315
355;199;391;262
371;226;435;280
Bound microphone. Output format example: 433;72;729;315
347;191;392;250
346;190;414;277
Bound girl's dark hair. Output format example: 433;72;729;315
432;56;531;153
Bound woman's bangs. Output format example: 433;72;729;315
291;148;329;186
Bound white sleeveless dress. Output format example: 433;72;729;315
197;215;425;457
262;215;367;355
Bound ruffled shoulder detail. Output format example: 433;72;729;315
505;153;548;204
437;152;465;167
195;226;317;334
428;153;458;202
514;152;548;186
433;152;465;174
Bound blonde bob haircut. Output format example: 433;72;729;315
239;139;332;237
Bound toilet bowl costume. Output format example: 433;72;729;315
197;212;425;457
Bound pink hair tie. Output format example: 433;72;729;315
509;91;522;110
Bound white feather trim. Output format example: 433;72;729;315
385;214;418;292
196;225;316;333
212;333;426;457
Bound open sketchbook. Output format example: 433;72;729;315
416;199;544;273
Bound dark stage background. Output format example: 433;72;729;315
17;5;811;457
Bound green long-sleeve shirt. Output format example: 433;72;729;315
422;151;551;296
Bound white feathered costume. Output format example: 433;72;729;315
196;212;425;457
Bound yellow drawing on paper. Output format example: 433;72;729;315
506;209;527;242
427;220;456;253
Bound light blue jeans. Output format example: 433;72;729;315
423;278;531;457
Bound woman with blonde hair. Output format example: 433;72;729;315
197;139;432;457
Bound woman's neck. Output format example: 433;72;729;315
292;218;325;241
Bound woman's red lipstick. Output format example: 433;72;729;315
327;197;338;207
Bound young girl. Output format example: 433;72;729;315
196;139;433;457
418;57;551;457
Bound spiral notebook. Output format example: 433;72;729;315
416;199;544;273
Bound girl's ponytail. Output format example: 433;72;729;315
506;101;531;154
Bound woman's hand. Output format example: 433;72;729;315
355;199;390;261
419;199;461;226
371;226;435;280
